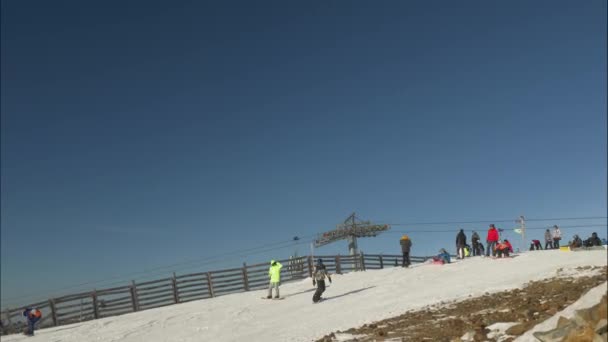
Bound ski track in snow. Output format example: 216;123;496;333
3;249;606;342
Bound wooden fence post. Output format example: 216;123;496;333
206;272;215;298
360;252;366;271
171;272;180;304
5;308;12;327
130;280;139;312
307;256;313;278
335;255;341;274
242;263;249;291
48;299;58;326
379;254;384;269
92;290;99;319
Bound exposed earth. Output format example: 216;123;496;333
316;266;608;342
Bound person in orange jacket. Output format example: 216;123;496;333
22;308;42;336
495;239;513;258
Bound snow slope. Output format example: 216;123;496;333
4;249;606;342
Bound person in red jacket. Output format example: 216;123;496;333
486;224;500;257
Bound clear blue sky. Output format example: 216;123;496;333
1;0;606;308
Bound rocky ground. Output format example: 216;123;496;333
316;266;607;342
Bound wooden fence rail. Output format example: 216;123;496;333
1;253;438;335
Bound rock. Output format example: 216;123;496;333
533;322;577;342
506;321;537;336
564;324;596;342
460;330;475;342
557;316;572;328
596;319;608;335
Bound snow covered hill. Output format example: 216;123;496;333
4;249;607;342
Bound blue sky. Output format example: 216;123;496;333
1;0;606;308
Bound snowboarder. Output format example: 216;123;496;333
552;225;562;249
399;234;412;267
267;260;283;299
432;248;451;264
456;229;467;259
471;231;481;256
544;229;553;250
22;308;41;336
486;224;499;257
312;259;332;303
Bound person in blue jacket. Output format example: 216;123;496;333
432;248;451;264
22;308;42;336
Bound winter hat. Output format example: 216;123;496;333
270;260;276;265
316;258;323;265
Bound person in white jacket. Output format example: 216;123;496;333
552;225;562;248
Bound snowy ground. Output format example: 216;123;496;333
4;249;607;342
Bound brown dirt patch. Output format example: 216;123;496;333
316;266;607;342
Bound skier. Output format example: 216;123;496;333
552;225;562;249
22;308;42;336
455;229;467;259
312;259;332;303
486;224;500;257
569;235;583;249
267;260;283;299
399;234;412;267
471;231;481;256
544;229;553;249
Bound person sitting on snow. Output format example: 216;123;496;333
432;248;451;264
584;232;602;247
569;235;583;249
22;308;42;336
495;239;513;258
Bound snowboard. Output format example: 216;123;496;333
261;297;285;300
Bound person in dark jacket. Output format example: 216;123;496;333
584;232;602;247
312;259;332;303
399;235;412;267
544;229;553;249
456;229;467;259
22;308;42;336
471;231;481;256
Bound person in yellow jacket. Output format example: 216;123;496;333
267;260;283;299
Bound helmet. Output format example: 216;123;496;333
401;234;409;240
270;260;276;265
316;258;323;265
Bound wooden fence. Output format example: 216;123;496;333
1;253;431;334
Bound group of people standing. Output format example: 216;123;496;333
456;224;512;258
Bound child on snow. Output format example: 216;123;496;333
267;260;283;299
312;259;332;303
22;308;42;336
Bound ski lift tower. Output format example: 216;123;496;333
314;213;390;269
